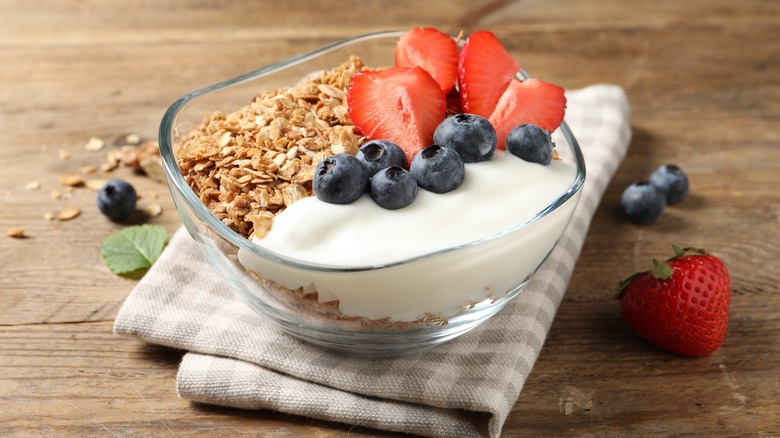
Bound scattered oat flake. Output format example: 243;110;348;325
60;174;85;187
100;161;119;172
6;227;25;238
25;181;41;191
79;165;97;175
55;207;81;221
43;212;55;221
117;146;139;167
143;204;163;217
139;154;165;183
86;179;107;191
85;137;105;151
125;133;142;145
59;150;71;160
51;190;62;199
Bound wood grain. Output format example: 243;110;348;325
1;0;778;436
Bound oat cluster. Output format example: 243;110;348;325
176;56;367;239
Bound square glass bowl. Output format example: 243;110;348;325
158;31;586;355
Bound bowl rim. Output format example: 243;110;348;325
158;30;587;272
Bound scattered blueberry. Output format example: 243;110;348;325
356;140;408;176
433;113;497;163
313;153;369;204
97;179;137;221
410;145;465;193
505;124;554;165
369;166;418;209
621;181;666;225
650;164;689;204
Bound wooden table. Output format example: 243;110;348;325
2;1;778;436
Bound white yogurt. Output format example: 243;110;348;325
238;151;580;322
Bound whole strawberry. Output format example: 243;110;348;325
618;245;731;357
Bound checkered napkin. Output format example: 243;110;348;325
114;84;631;438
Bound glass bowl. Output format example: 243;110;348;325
159;30;586;355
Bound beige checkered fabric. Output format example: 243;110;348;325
115;84;631;438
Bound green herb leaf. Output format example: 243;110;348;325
101;225;168;279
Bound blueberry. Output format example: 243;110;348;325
650;164;689;204
369;166;418;209
410;145;465;193
313;153;369;204
433;114;497;163
505;124;554;165
97;179;137;221
621;181;666;225
356;140;408;176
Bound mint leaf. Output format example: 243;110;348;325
102;225;168;279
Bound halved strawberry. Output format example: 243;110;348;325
347;66;446;164
395;27;459;94
489;78;567;149
458;31;521;118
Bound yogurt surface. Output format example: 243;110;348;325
252;151;577;267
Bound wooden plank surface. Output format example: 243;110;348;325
1;1;778;436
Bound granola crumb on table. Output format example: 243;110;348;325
176;56;367;240
6;227;26;238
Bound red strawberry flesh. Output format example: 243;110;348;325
395;27;459;94
347;66;446;165
458;31;521;118
489;78;567;149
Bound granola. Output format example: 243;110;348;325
102;140;162;180
175;56;367;239
85;137;105;151
55;207;81;221
5;227;25;238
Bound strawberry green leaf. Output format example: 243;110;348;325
101;225;168;279
650;258;674;280
668;245;708;262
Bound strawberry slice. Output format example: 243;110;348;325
489;78;567;149
395;27;459;94
347;66;446;164
445;88;462;115
458;31;521;118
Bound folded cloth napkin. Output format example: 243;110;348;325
114;84;631;438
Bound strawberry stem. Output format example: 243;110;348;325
668;245;708;261
650;258;674;280
617;245;709;297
